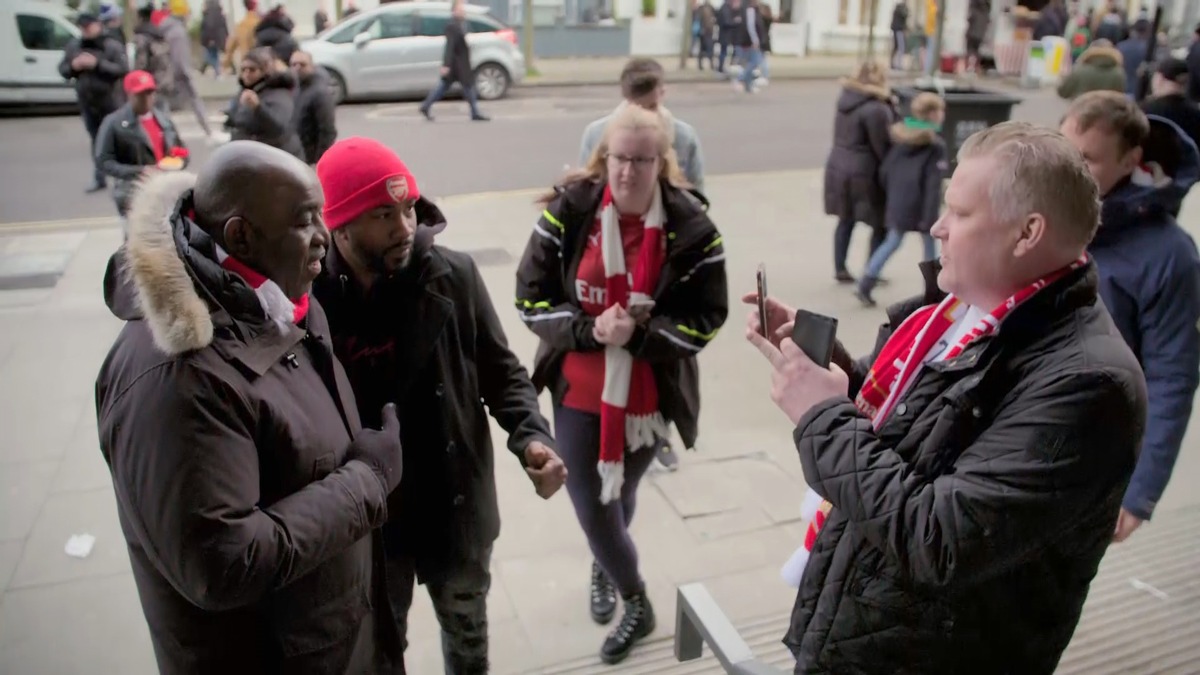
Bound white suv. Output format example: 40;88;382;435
302;2;525;104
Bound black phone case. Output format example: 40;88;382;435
792;310;838;369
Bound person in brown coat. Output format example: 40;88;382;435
224;0;262;74
96;141;404;674
823;61;896;283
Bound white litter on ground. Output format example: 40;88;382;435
64;534;96;559
1129;578;1170;601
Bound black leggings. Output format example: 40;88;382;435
553;405;661;596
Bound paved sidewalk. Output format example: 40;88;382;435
192;54;864;101
1;170;1199;673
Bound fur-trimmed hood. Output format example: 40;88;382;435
838;78;892;110
1077;44;1123;68
104;171;273;356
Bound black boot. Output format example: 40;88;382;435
855;276;879;307
834;270;856;284
589;561;616;625
599;589;656;664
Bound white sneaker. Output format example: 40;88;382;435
207;130;231;146
755;77;769;87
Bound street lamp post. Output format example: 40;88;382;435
523;0;536;74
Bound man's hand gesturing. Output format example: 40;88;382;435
347;403;404;494
524;441;567;499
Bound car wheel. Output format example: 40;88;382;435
474;63;510;101
327;70;347;105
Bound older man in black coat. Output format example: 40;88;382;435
418;0;489;121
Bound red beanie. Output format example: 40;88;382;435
316;137;421;230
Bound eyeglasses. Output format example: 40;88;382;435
605;153;658;169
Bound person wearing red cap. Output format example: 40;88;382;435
95;70;188;229
311;137;566;674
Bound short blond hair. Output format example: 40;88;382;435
910;92;945;121
958;121;1101;245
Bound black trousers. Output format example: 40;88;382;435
81;105;110;186
384;547;492;675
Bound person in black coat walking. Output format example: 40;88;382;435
419;0;488;121
199;0;230;77
313;137;566;674
289;51;338;164
889;1;909;70
255;3;299;64
60;13;128;193
823;61;896;283
226;48;305;160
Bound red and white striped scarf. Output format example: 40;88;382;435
597;183;668;504
215;244;310;328
782;256;1087;586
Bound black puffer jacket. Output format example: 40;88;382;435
823;79;896;228
228;70;305;160
515;178;728;449
785;261;1146;674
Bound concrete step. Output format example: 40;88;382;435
537;504;1200;674
541;612;792;675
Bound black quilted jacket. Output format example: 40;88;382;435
785;260;1146;674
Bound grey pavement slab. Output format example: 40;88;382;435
0;170;1197;673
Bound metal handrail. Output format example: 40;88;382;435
673;583;786;675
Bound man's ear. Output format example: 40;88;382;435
1013;212;1048;259
222;217;254;259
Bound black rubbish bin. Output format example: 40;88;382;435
894;85;1023;173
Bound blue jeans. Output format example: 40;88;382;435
739;47;764;91
863;229;938;279
203;45;220;74
420;77;481;118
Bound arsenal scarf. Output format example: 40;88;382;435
597;183;669;504
782;256;1088;586
215;244;310;328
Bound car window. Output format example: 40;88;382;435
377;12;414;39
17;14;74;51
415;12;450;37
466;16;502;33
325;16;370;44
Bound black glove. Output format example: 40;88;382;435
346;403;403;494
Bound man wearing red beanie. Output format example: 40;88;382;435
312;137;567;674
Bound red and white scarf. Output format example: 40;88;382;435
781;256;1087;586
215;244;310;329
597;183;669;504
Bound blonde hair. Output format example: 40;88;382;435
538;104;688;204
958;121;1101;246
910;92;945;120
853;61;887;88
